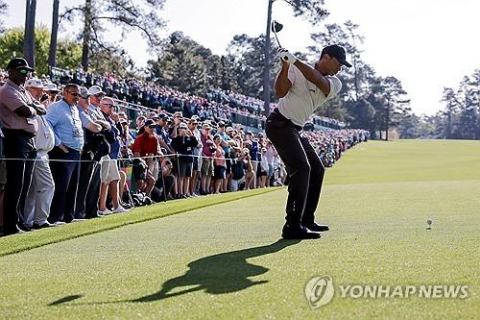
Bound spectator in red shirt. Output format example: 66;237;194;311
131;119;162;196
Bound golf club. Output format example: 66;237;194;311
271;20;283;47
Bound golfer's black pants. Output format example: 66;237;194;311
265;109;325;227
2;129;36;233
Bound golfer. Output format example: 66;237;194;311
266;44;351;239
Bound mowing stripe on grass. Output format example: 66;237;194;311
0;188;281;257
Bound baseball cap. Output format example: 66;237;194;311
202;123;212;130
25;78;43;89
218;121;225;127
188;118;198;124
178;122;188;130
79;86;91;99
191;115;200;121
226;126;234;133
6;58;35;72
321;44;352;67
88;85;105;96
44;83;60;93
158;113;169;121
144;119;157;127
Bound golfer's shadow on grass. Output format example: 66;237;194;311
133;239;300;302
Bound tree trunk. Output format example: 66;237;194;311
48;0;60;68
23;0;36;68
385;102;390;141
262;0;274;117
81;0;92;71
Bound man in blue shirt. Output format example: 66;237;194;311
46;83;85;224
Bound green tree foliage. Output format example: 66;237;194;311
62;0;166;71
88;48;136;78
0;27;81;76
433;70;480;140
147;32;211;95
227;34;277;99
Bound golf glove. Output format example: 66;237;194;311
277;48;297;64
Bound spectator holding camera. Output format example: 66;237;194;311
187;116;202;196
200;123;216;194
230;148;249;191
171;122;198;197
155;113;174;154
169;111;184;139
257;147;269;188
97;97;127;214
43;83;60;106
212;134;226;194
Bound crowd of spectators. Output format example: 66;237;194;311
0;58;368;237
49;67;346;129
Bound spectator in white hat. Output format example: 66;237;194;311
25;78;45;102
23;78;57;228
44;83;60;106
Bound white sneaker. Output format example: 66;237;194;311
112;206;127;213
98;209;113;216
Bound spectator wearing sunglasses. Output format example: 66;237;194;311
98;97;127;214
0;58;42;235
46;83;85;225
74;87;106;219
43;83;60;106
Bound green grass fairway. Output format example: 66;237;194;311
1;139;479;319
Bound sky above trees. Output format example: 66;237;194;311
3;0;480;116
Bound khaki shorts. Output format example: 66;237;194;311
101;156;120;184
148;159;159;182
201;157;214;177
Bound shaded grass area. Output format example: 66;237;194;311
0;188;279;257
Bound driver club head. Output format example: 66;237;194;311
271;20;283;33
271;20;283;47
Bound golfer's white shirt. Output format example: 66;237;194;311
276;65;342;127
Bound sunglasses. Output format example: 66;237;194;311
102;104;115;108
148;125;156;128
67;91;79;97
18;69;30;75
